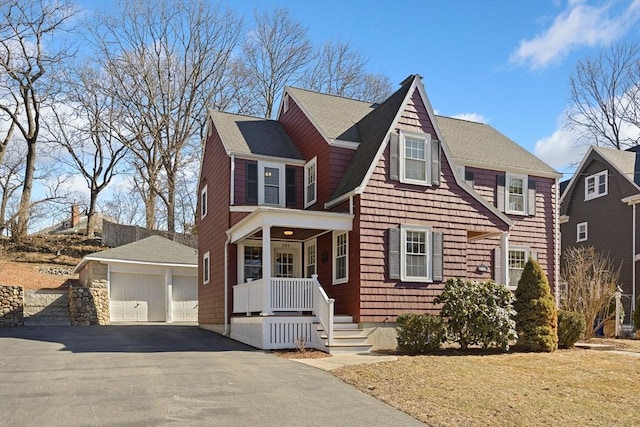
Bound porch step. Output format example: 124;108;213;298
315;314;373;354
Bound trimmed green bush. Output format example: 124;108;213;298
396;313;444;354
514;257;558;352
557;310;586;348
436;278;517;351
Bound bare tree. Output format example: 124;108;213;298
560;246;621;338
0;143;24;235
242;8;312;118
89;0;241;232
45;66;129;237
0;0;77;240
567;42;640;149
302;40;392;102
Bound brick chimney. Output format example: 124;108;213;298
71;204;80;228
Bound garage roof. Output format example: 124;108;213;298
74;235;197;273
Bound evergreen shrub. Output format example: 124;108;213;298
557;310;585;348
514;257;558;352
396;313;444;354
436;278;517;351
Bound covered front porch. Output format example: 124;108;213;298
226;207;363;352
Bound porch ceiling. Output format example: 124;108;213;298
227;206;353;243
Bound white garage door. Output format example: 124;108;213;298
110;273;166;322
172;276;198;322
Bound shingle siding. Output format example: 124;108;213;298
197;129;231;326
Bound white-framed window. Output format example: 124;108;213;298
200;185;208;219
243;246;263;281
506;173;527;215
508;248;529;288
577;222;588;242
258;162;285;206
305;239;317;278
400;131;431;185
585;170;608;201
400;225;432;282
304;157;317;207
283;93;289;113
203;251;210;285
333;231;348;284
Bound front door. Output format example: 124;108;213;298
274;249;295;278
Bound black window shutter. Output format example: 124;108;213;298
496;175;505;211
494;247;502;283
431;139;441;186
389;133;399;181
246;162;258;203
528;178;536;216
388;227;400;280
286;166;296;207
432;231;443;281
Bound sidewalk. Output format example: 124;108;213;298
291;352;398;371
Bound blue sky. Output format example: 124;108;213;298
229;0;640;177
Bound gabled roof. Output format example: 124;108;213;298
436;116;559;178
74;235;197;273
560;145;640;205
209;110;302;160
302;74;512;227
331;77;414;199
285;87;375;142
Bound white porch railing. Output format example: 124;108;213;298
233;279;264;315
232;275;335;347
270;278;313;311
311;275;334;346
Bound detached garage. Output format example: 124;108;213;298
74;236;198;323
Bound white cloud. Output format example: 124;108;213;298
534;125;587;175
451;113;488;124
510;0;640;70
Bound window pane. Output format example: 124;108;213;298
508;177;525;212
275;252;294;278
404;137;426;181
586;177;595;195
263;167;280;205
335;233;347;280
508;250;526;287
404;230;427;278
244;246;262;280
598;174;606;193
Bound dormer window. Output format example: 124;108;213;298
246;161;296;207
585;170;607;201
259;163;285;206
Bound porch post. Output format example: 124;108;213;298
261;225;273;315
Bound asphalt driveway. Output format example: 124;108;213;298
0;325;424;426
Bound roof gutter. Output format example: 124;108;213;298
325;189;358;209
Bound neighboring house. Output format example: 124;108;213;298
37;204;112;236
74;235;198;323
197;74;560;352
560;145;640;324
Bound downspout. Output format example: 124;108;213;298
633;204;636;324
230;155;235;206
224;233;231;336
349;196;354;215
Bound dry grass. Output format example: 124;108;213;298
333;345;640;426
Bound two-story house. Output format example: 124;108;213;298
197;74;560;352
560;145;640;325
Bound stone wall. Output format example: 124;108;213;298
69;282;109;326
0;285;24;326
